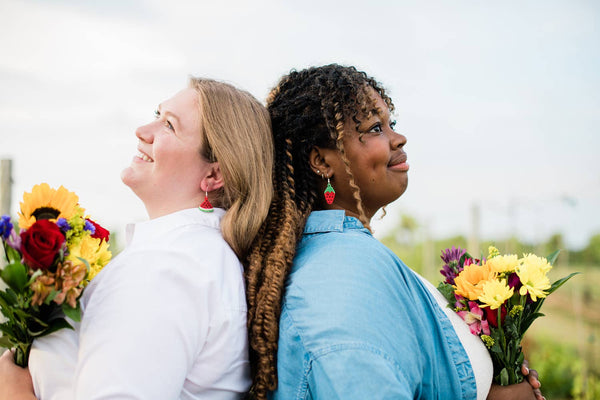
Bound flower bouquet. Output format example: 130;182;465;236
0;183;111;367
437;245;577;385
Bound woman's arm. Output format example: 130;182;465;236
0;350;36;400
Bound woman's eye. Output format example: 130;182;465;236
368;123;383;134
166;120;174;131
154;110;160;119
390;120;397;130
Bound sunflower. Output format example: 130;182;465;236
18;183;83;230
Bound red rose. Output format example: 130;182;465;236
20;220;65;270
86;219;110;242
484;304;507;328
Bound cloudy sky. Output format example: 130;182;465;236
1;0;598;250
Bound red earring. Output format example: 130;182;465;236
324;176;335;205
199;191;214;212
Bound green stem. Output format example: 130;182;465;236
13;342;31;367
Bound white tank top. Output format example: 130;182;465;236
417;274;494;400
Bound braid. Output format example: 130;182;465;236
245;64;393;400
333;118;371;231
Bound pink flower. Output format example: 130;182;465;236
457;301;491;336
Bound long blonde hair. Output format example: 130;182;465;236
189;77;273;259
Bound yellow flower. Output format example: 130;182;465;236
481;335;495;348
488;246;500;259
454;262;496;301
516;258;551;301
88;239;111;281
486;254;519;274
19;183;82;230
478;279;514;309
67;234;111;281
519;253;553;273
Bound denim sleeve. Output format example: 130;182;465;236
306;346;414;400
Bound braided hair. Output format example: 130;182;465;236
245;64;394;399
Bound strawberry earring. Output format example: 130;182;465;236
323;176;335;205
199;191;214;213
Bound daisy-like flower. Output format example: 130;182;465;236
454;262;496;301
516;259;551;301
19;183;83;230
479;279;514;309
67;235;112;281
486;254;519;274
519;253;553;274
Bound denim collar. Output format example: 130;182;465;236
303;210;370;235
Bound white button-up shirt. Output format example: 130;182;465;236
30;208;250;399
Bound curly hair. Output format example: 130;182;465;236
245;64;394;399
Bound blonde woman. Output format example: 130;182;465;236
0;77;273;400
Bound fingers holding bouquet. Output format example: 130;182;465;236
522;360;544;400
0;349;35;400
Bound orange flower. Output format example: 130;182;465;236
454;262;496;301
54;260;87;308
31;274;56;306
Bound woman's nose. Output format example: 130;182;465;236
135;122;154;143
390;131;407;149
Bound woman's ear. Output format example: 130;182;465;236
200;163;224;192
309;146;336;178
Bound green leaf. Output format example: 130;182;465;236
517;351;524;366
5;246;21;265
35;318;73;338
61;303;81;322
1;262;28;293
44;289;59;305
0;294;16;320
547;272;580;295
0;334;13;348
546;249;561;266
436;282;456;305
0;324;17;338
500;368;509;386
26;269;43;287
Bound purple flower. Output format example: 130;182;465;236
56;218;71;233
83;220;96;235
0;215;13;240
440;246;467;284
507;272;522;290
7;229;21;251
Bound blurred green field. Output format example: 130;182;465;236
522;263;600;399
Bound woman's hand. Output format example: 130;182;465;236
487;361;544;400
0;349;36;400
522;360;544;400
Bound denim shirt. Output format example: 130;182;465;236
271;210;477;400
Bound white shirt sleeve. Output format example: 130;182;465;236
73;249;211;400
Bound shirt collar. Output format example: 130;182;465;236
303;209;369;235
126;207;225;246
